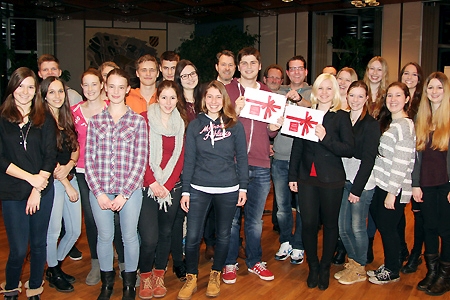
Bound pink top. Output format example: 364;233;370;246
71;100;109;172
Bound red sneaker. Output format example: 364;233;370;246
248;262;274;281
222;264;238;284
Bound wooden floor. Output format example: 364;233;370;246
0;187;444;300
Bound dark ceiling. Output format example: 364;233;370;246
2;0;424;24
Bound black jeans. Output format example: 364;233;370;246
298;184;343;267
138;183;182;272
370;186;406;273
420;182;450;261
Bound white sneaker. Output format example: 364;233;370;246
367;264;385;277
290;249;304;265
275;242;292;261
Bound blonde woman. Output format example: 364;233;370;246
289;73;354;290
336;67;358;111
363;56;389;118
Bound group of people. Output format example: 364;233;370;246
0;46;448;300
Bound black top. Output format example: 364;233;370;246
349;114;381;196
57;130;75;174
288;109;354;187
0;112;57;200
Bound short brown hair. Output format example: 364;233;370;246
135;54;158;70
237;47;261;64
37;54;59;69
160;51;180;63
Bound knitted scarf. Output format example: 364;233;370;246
147;103;184;211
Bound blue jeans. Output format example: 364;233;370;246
2;186;54;290
47;178;81;267
272;158;303;250
225;166;271;269
338;181;374;266
185;188;238;274
90;189;142;272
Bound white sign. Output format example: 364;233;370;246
240;88;286;124
281;105;324;142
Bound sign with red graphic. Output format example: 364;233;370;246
281;105;324;142
240;88;286;124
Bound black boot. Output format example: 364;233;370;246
417;253;439;291
46;266;74;293
367;237;374;264
3;294;18;300
57;260;76;283
122;271;137;300
98;270;115;300
172;259;187;281
426;260;450;296
401;251;422;274
332;237;347;265
318;262;331;290
307;261;319;288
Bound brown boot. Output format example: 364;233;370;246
338;261;367;285
334;258;355;280
177;274;197;300
426;260;450;296
152;269;167;298
139;272;153;299
418;253;439;291
206;270;221;297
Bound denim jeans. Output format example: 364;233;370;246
90;189;142;272
185;188;238;274
272;158;303;250
225;166;271;269
338;181;374;266
2;186;54;290
46;178;81;267
139;183;182;272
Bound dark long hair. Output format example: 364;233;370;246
398;62;424;119
201;80;237;129
378;82;410;133
347;80;369;121
156;80;189;128
40;76;78;152
174;60;202;115
0;67;45;127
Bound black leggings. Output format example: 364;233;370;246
298;184;343;267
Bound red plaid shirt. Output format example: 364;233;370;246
85;107;148;198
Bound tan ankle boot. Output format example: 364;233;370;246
139;271;153;299
177;274;197;300
152;269;167;298
206;270;221;297
338;261;367;285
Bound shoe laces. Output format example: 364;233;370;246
209;271;220;286
224;263;238;273
142;277;152;290
184;274;196;287
254;262;268;271
376;269;392;280
153;276;164;288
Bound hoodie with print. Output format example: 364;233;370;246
182;112;248;193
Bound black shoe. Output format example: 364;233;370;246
307;263;319;288
28;296;40;300
68;246;82;261
58;260;76;283
121;271;137;300
98;270;115;300
4;295;18;300
173;260;187;281
418;253;439;291
333;238;347;266
401;252;422;274
46;266;74;293
318;263;330;290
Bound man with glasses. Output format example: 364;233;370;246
263;64;284;92
272;55;311;267
222;47;282;284
127;54;159;114
215;50;236;85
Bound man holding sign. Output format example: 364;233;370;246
222;47;282;284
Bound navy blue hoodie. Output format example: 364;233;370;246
182;113;248;192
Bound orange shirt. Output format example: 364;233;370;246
126;88;157;114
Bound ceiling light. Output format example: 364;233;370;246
282;0;293;3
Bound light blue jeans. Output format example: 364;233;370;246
338;181;374;266
46;177;81;267
90;189;142;272
225;166;271;269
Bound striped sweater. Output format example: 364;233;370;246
373;118;416;203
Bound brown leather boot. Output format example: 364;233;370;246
417;253;439;291
426;260;450;296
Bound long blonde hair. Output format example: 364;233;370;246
310;73;341;112
364;56;389;118
415;72;450;151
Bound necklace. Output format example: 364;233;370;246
19;121;32;151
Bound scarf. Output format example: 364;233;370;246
147;103;184;211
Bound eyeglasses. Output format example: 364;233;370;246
289;66;305;72
180;71;197;80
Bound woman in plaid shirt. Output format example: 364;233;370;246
85;68;148;300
